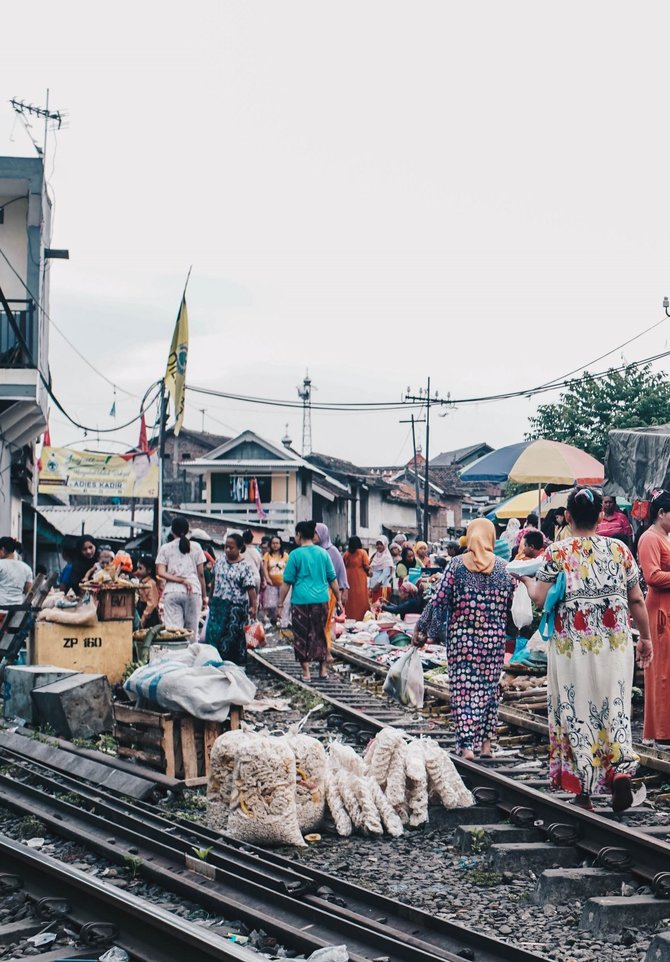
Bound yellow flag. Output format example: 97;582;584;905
165;295;189;436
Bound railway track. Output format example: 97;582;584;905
249;646;670;931
0;740;546;962
0;833;257;962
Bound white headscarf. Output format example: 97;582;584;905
501;517;521;547
370;535;394;569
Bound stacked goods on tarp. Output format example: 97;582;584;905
207;725;473;846
336;616;448;671
124;643;256;721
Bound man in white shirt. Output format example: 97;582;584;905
0;537;33;609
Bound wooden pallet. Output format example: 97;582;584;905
113;703;241;785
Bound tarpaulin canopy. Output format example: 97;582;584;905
604;423;670;500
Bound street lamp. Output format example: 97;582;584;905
664;296;669;316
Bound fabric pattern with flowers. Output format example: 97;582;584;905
211;558;256;603
416;556;514;754
537;536;640;795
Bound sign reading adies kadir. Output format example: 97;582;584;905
39;446;159;499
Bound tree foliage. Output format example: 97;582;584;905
526;364;670;462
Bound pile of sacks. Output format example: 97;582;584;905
207;726;473;847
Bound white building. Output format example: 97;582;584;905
0;155;51;539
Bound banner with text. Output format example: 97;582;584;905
39;446;159;499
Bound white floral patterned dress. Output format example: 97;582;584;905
537;536;640;796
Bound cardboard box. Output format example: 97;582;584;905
31;620;133;684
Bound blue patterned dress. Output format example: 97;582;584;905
417;557;515;753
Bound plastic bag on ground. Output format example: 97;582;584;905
382;647;425;708
307;946;349;962
511;582;533;628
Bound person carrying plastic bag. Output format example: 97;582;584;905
412;519;515;760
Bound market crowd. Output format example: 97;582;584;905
6;485;668;815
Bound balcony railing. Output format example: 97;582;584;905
0;299;37;367
181;501;296;528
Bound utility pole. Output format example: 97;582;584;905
404;378;440;542
399;414;426;537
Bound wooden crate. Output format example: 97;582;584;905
97;589;135;622
31;620;133;684
113;703;241;784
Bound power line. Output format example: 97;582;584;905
187;347;670;414
534;314;669;390
0;246;141;398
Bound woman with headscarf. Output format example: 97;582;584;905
368;536;394;604
343;536;370;621
314;523;349;646
413;518;515;759
414;541;430;567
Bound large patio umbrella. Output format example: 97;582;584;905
462;439;604;523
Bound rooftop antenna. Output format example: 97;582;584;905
297;371;315;454
10;92;64;161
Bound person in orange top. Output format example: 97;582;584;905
637;490;670;745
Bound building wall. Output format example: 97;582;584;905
271;471;296;503
163;433;220;505
0;196;29;301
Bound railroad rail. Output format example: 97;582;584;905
0;743;546;962
250;646;670;896
0;833;257;962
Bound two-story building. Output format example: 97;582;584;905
0;155;51;538
179;430;350;541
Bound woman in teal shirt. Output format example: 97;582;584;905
278;520;342;681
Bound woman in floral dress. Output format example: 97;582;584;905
413;518;515;760
205;534;258;666
517;488;652;812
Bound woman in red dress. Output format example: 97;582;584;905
343;536;370;621
637;491;670;745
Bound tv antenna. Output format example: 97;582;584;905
297;371;316;455
11;91;65;164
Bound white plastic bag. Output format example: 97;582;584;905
525;628;548;652
511;583;533;629
383;647;425;708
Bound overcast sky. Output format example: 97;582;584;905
4;2;670;466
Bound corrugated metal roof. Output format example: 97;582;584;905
182;460;302;471
38;506;154;540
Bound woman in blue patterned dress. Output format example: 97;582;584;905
205;534;258;666
414;518;515;759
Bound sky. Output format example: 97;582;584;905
4;2;670;467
